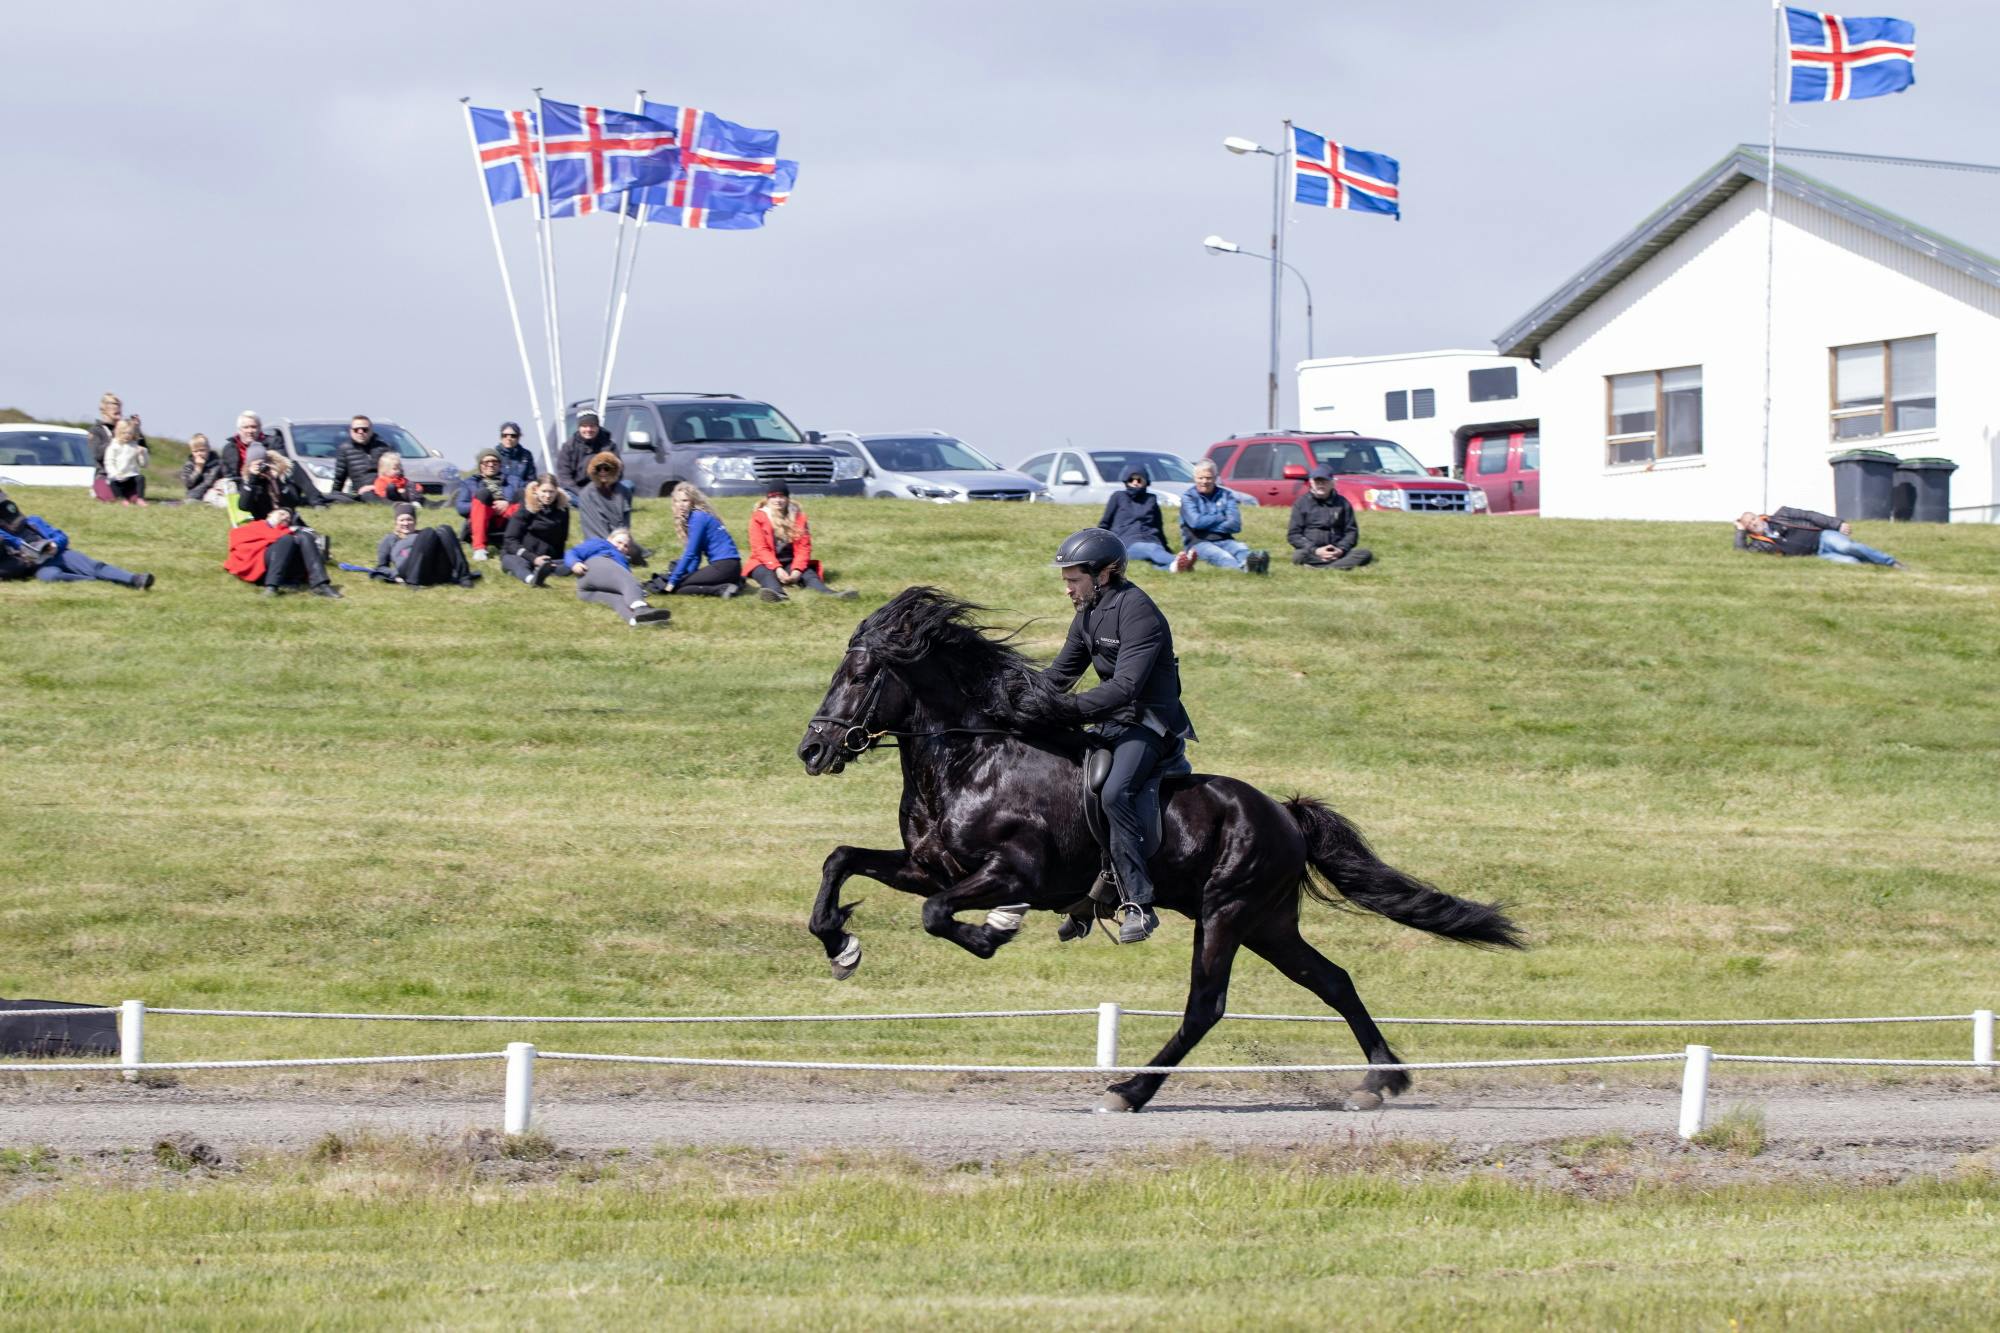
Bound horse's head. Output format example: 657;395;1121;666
798;586;1031;775
797;640;913;776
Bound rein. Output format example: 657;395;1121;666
808;646;1020;757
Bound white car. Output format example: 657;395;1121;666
0;423;95;488
822;431;1048;503
1016;448;1259;509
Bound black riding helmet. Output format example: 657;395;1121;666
1052;528;1126;575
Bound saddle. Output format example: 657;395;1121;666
1063;734;1194;919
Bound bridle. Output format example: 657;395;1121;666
807;645;1018;758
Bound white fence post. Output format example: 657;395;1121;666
503;1042;536;1135
1975;1010;1995;1074
119;1000;145;1083
1678;1043;1712;1139
1095;1002;1121;1069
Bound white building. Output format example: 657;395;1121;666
1295;348;1540;473
1495;147;1999;522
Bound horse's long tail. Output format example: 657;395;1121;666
1285;796;1525;950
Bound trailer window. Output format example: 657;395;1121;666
1468;366;1518;402
1384;391;1407;422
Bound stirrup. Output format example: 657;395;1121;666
1116;902;1159;945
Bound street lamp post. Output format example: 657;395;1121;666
1203;237;1314;361
1225;126;1292;429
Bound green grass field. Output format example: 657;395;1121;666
1;481;1997;1078
3;1146;1999;1329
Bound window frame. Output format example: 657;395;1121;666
1828;335;1936;441
1603;365;1703;466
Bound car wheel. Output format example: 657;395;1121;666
873;491;896;499
659;479;685;498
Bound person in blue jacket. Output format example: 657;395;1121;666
659;482;742;598
492;422;539;493
1176;460;1269;574
1096;468;1177;571
0;493;154;589
563;527;671;626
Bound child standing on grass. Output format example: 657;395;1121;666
371;454;424;505
103;420;149;506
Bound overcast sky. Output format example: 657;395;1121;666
6;1;1992;464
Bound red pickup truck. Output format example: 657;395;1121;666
1202;432;1487;513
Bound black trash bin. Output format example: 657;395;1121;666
1892;457;1957;523
1828;449;1899;521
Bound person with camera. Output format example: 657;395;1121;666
225;504;340;598
0;491;154;589
236;445;327;523
220;411;274;479
502;475;571;586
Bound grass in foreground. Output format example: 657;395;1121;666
1;486;1997;1073
2;1147;1999;1328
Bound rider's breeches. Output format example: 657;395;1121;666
1100;722;1169;907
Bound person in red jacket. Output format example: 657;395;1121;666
225;508;341;598
370;454;425;505
742;484;857;602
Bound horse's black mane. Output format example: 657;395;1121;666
854;586;1037;678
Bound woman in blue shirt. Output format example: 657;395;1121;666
661;483;742;598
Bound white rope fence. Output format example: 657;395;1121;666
1;1001;1992;1140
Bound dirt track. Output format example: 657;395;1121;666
4;1081;1997;1172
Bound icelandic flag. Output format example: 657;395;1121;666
620;160;799;229
536;98;684;201
640;100;782;181
1291;125;1400;219
1786;8;1915;102
469;106;541;205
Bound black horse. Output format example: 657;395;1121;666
798;587;1523;1112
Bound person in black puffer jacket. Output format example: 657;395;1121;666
331;415;395;497
179;434;228;503
554;413;617;497
502;475;572;585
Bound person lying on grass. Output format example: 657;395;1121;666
564;527;670;627
0;492;154;589
1735;508;1902;567
225;506;340;598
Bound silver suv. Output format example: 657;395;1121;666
822;431;1048;503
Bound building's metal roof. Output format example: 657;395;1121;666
1494;147;2000;360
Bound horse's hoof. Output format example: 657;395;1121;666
984;903;1028;934
829;935;862;981
1095;1090;1138;1114
1342;1088;1385;1112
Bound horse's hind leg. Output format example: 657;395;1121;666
1102;912;1244;1113
810;846;932;979
1245;916;1409;1105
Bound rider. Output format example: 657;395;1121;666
1022;529;1196;945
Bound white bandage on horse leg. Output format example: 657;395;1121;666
834;935;862;969
984;903;1029;934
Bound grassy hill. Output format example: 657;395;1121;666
1;489;1995;1076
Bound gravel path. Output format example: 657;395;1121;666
4;1082;1996;1165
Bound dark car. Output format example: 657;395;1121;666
557;394;865;498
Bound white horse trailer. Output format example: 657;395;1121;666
1296;349;1541;473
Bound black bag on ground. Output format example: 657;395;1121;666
0;998;118;1056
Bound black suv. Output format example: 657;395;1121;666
557;393;865;498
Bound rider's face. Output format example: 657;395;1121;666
1061;565;1102;609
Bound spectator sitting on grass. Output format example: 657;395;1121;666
376;502;476;588
180;434;229;505
555;412;614;498
657;482;741;598
87;393;143;502
224;506;339;598
333;415;393;496
565;526;671;626
503;475;571;587
493;422;538;492
1097;469;1178;572
455;448;523;561
0;491;154;589
576;450;635;544
103;419;150;506
236;446;328;524
743;483;857;601
1176;460;1268;574
1288;465;1374;570
221;411;272;479
1734;508;1902;567
370;453;424;505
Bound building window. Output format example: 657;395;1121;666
1606;366;1702;465
1831;335;1935;439
1384;390;1408;421
1411;388;1436;418
1468;366;1518;402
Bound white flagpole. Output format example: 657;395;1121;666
531;88;569;442
1275;118;1292;429
522;106;560;472
599;214;648;411
459;99;549;470
592;90;646;417
1762;1;1782;513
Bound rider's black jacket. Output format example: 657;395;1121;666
1044;579;1196;740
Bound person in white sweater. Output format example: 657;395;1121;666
103;419;149;506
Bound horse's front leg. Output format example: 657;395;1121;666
918;859;1042;960
810;845;935;979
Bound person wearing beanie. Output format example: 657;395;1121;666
1287;464;1374;569
575;449;635;543
555;411;616;497
454;447;525;560
374;501;476;588
236;447;328;529
743;482;858;601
